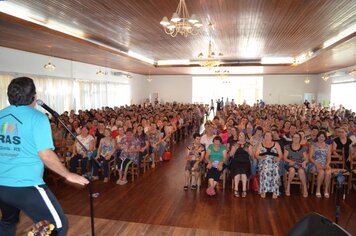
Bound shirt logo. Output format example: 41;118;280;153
0;122;21;144
0;114;22;156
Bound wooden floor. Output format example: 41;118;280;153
17;214;268;236
17;138;356;235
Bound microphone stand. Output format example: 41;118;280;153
53;114;100;236
334;171;346;224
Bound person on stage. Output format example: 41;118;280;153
0;77;89;236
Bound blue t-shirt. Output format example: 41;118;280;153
0;105;54;187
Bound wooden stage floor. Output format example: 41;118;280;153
16;138;356;235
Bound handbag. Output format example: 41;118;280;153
251;175;259;192
162;151;171;161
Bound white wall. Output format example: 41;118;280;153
130;74;149;104
315;75;332;106
1;46;340;106
263;74;319;104
148;74;324;105
147;75;192;103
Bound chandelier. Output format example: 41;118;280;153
160;0;202;37
304;76;310;84
147;72;153;82
198;40;223;69
215;68;229;79
349;69;356;77
96;68;107;76
321;74;330;81
44;60;56;71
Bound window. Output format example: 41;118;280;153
330;82;356;111
192;76;263;105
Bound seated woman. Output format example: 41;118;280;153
333;127;352;170
309;131;332;198
116;128;140;185
147;123;164;168
298;130;310;154
205;136;228;196
230;132;253;197
184;133;206;190
136;124;149;168
201;121;215;148
226;126;239;152
69;126;95;175
92;128;116;182
255;131;283;199
283;133;309;197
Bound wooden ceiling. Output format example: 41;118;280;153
0;0;355;75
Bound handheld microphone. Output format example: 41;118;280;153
36;99;60;118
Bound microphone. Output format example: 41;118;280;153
36;99;60;118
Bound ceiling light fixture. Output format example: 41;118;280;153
261;57;294;64
160;0;202;37
147;72;153;82
349;69;356;77
156;59;191;66
323;23;356;49
96;68;106;76
198;40;223;69
293;50;315;65
215;68;229;80
304;74;310;84
321;74;330;81
44;60;56;71
128;50;155;65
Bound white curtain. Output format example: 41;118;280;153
0;75;12;108
0;74;131;113
35;76;75;113
76;80;131;110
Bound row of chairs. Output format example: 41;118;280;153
50;138;173;184
286;151;356;195
190;149;356;195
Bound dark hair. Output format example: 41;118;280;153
192;133;201;139
255;126;263;132
311;125;319;131
213;135;222;143
290;124;297;129
271;128;279;134
316;131;327;141
283;120;291;128
126;128;133;133
8;77;36;106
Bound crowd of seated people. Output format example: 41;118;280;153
49;100;356;196
184;101;355;198
49;103;205;184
